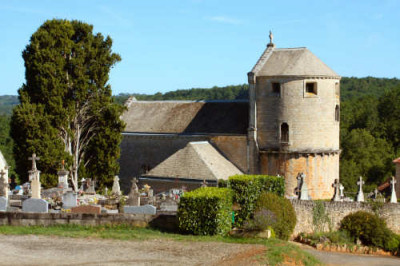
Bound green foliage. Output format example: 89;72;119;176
228;175;284;226
11;19;124;188
312;201;331;232
340;211;399;252
340;129;394;193
255;192;296;240
243;208;277;231
177;187;233;235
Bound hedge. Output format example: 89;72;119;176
177;187;233;235
228;175;285;226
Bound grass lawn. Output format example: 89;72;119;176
0;224;320;265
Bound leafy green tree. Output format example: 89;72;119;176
378;86;400;152
11;19;124;189
340;129;394;193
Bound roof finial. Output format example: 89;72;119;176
267;30;275;48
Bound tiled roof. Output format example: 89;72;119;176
143;141;243;181
251;46;339;78
122;100;249;134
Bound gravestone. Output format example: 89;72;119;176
332;179;342;202
22;198;48;213
111;175;121;196
57;160;69;189
201;179;208;187
0;169;8;198
85;178;96;194
126;178;140;206
62;191;77;209
28;153;41;199
0;196;8;211
356;176;365;202
391;177;397;203
71;205;101;214
124;205;156;215
339;184;344;198
297;173;309;200
160;200;178;212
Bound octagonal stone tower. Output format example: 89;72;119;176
247;38;340;199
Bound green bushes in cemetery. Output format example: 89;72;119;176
340;211;400;252
228;175;284;226
177;187;233;235
254;192;296;240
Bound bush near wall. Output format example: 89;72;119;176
256;192;297;240
177;187;233;235
228;175;284;226
340;211;400;252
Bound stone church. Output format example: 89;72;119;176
119;37;340;199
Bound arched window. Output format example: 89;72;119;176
281;123;289;143
335;105;340;121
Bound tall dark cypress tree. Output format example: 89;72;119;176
11;19;124;189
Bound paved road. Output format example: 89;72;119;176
300;244;400;266
0;235;261;266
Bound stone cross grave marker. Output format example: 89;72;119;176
332;179;342;201
339;184;344;198
28;154;41;199
57;160;69;189
28;153;40;171
356;176;365;202
0;169;8;198
391;176;397;203
126;178;140;206
297;173;309;200
111;175;121;196
201;179;208;187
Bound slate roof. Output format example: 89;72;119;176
143;141;243;181
122;100;249;134
250;46;339;78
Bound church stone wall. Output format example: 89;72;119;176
256;77;340;151
260;152;339;200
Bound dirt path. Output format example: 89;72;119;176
0;235;264;266
298;243;400;266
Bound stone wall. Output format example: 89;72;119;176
291;200;400;236
0;212;177;230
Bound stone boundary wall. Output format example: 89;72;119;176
0;212;177;229
291;200;400;236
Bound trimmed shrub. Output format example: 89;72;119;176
255;192;296;240
228;175;284;226
243;208;277;231
340;211;400;252
177;187;233;235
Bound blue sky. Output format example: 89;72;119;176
0;0;399;95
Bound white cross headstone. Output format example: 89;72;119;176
28;153;40;171
356;176;365;202
339;184;344;198
390;177;397;203
28;154;41;199
332;179;342;201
